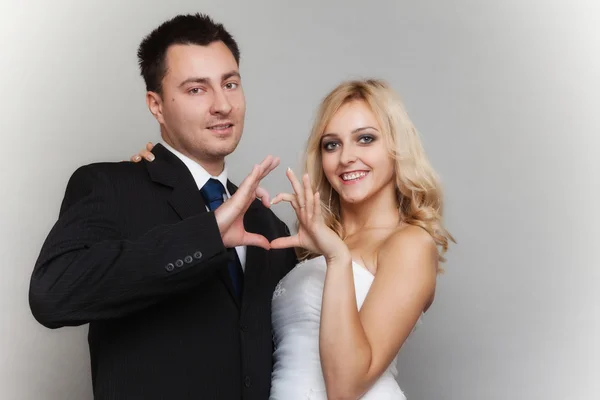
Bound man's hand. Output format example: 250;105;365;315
128;142;279;249
214;155;280;250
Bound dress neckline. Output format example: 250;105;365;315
309;255;375;277
351;259;375;277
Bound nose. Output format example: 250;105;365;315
210;88;232;115
339;145;357;166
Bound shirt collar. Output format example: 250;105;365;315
160;141;230;195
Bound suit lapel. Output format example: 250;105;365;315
167;185;206;220
146;145;241;309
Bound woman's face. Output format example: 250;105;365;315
320;100;395;206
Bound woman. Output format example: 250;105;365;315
133;79;453;399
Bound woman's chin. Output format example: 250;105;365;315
339;193;368;206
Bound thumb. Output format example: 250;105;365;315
270;235;300;250
241;232;271;250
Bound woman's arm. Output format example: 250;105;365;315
319;225;438;399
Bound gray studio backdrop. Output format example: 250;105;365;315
1;0;598;399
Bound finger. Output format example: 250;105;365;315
252;157;280;209
257;155;279;179
244;166;267;208
237;158;278;211
314;191;322;218
242;232;271;250
286;168;305;208
256;155;274;179
130;155;142;162
303;173;314;218
235;164;265;210
270;235;301;250
142;150;155;161
146;142;154;151
239;165;261;191
255;186;271;208
244;156;280;203
263;156;280;179
270;193;300;211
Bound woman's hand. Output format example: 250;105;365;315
270;168;348;260
130;142;155;162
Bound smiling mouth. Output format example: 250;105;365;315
207;123;234;131
340;171;369;183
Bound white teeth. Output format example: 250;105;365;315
210;124;232;129
341;172;367;181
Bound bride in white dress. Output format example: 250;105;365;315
268;79;454;399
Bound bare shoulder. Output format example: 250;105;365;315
377;224;438;272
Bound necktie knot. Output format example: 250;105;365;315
200;179;226;210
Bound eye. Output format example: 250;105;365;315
224;82;239;90
188;87;206;95
322;141;340;152
358;134;375;144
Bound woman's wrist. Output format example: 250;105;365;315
324;247;352;266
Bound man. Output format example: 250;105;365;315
29;13;297;399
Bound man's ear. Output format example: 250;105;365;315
146;91;165;124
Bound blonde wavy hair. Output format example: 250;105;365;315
301;79;454;266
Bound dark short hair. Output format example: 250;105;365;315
137;13;240;94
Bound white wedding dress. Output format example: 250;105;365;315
270;255;421;399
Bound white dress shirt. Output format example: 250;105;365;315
161;141;246;271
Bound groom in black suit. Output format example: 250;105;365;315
29;14;296;400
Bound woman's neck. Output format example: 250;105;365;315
340;184;400;237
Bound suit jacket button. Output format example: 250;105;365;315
193;251;202;259
165;263;174;272
175;259;184;268
244;376;251;388
240;324;248;332
184;255;193;263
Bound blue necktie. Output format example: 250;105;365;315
200;178;244;299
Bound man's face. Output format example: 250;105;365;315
149;41;246;166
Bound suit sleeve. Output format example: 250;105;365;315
29;165;229;329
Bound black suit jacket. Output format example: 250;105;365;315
29;144;296;400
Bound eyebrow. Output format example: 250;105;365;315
321;126;379;140
351;126;378;134
178;70;241;88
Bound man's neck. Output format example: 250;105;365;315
192;157;224;177
161;138;225;176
